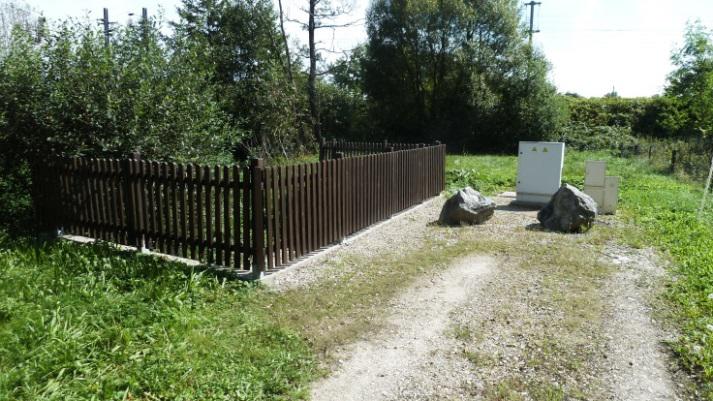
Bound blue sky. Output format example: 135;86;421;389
22;0;713;98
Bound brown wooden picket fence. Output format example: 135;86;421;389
319;138;430;161
49;158;253;270
43;143;446;277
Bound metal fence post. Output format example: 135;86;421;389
250;158;266;278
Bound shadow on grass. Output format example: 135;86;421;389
0;234;254;283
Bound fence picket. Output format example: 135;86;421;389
232;165;240;268
180;164;188;258
286;165;295;262
279;166;288;265
223;165;231;266
214;166;223;266
265;168;274;269
272;166;282;266
298;164;306;258
187;165;196;259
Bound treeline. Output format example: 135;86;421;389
0;0;561;162
557;93;713;179
557;22;713;150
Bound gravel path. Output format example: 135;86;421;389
310;256;494;401
599;246;683;400
271;193;688;400
263;198;444;291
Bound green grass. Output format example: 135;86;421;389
0;238;314;401
447;150;713;398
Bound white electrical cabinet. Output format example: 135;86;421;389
516;141;565;205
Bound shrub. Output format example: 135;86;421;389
557;122;640;156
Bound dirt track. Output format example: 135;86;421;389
267;195;690;400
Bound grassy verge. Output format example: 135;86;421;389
448;150;713;398
0;238;314;401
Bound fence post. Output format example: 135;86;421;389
121;152;141;249
435;142;445;192
31;160;61;234
250;158;266;278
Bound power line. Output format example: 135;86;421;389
541;28;680;33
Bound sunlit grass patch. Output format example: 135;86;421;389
0;240;314;401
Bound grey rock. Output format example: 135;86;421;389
439;187;496;225
537;184;597;232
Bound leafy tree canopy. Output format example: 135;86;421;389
665;21;713;137
174;0;310;157
360;0;563;151
0;20;236;164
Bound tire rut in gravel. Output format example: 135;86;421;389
309;256;495;401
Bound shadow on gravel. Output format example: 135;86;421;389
525;223;545;231
496;202;541;212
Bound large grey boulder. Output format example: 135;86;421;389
537;184;597;233
439;187;496;225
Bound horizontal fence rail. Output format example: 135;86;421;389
319;139;430;160
42;142;446;277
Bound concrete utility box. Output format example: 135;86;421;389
583;160;620;214
584;186;605;208
584;160;607;187
602;176;620;214
516;141;565;205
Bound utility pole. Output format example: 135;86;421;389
35;16;46;43
102;8;110;47
141;7;148;48
525;1;541;46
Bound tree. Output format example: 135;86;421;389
665;21;713;137
285;0;359;145
0;20;235;163
319;46;373;140
362;0;561;151
174;0;307;157
0;18;237;230
604;88;619;98
0;0;38;55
